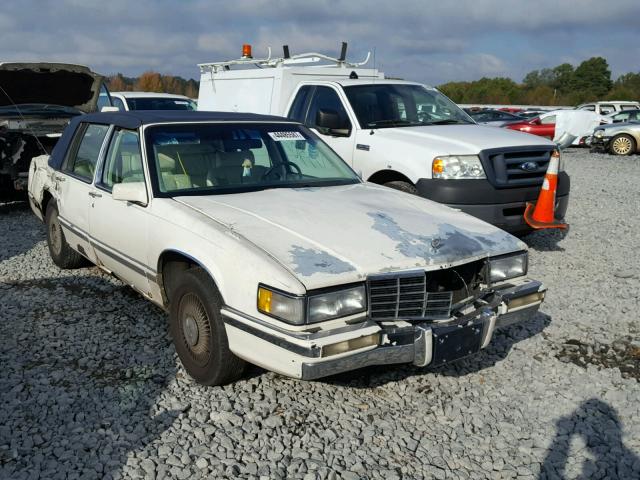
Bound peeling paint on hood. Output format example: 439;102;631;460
175;183;527;289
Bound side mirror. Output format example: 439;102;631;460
316;109;350;137
112;182;148;206
101;106;120;113
531;118;541;125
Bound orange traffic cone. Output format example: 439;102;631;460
523;150;568;230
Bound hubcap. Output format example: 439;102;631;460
49;216;62;254
183;315;199;347
178;293;212;366
613;137;632;155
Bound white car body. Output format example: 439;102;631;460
28;111;546;382
110;91;197;112
196;53;567;233
576;101;640;116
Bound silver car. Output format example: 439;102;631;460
591;121;640;155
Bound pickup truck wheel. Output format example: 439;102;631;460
45;203;87;269
609;134;635;156
383;181;418;195
169;268;245;386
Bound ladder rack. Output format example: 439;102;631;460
198;43;371;73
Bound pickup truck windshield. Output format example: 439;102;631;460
146;123;360;196
343;84;474;128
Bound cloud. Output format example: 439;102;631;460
0;0;638;84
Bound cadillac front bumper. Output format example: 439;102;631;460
222;280;546;380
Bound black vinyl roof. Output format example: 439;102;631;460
79;110;294;129
48;110;297;170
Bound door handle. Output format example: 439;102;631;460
88;192;102;198
54;175;66;182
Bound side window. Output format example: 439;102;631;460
599;104;615;115
112;97;126;111
96;84;113;111
288;86;312;122
306;86;351;133
581;105;595;111
100;129;143;190
540;115;556;125
63;123;109;181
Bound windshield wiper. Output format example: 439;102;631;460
426;119;471;125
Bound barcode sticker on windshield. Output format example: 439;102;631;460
268;131;305;141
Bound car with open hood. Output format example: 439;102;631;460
0;62;107;193
28;111;546;385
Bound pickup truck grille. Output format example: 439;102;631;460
368;260;485;320
479;147;553;188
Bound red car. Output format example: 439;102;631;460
504;114;556;140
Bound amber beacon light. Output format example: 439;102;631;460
242;44;252;59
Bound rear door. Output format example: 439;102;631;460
55;122;110;261
90;128;151;293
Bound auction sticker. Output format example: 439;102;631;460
268;131;305;141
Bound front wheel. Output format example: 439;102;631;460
169;268;245;386
45;203;87;269
609;134;636;156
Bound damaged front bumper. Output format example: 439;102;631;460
222;279;545;380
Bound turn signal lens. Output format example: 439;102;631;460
257;287;272;313
432;158;445;176
507;292;545;310
322;333;380;357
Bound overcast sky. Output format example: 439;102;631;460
2;0;639;85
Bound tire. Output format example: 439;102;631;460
609;134;636;156
383;180;418;195
45;202;87;269
169;268;245;386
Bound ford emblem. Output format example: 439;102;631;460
520;161;538;172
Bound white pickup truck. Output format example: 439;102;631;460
197;45;570;233
28;110;546;386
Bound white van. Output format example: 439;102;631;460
577;101;640;116
197;45;570;232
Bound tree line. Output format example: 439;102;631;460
107;72;199;98
438;57;640;106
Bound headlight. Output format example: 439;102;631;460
488;252;528;283
594;130;604;138
308;285;366;323
432;155;486;179
257;284;366;325
257;286;305;325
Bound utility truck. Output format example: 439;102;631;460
197;44;570;233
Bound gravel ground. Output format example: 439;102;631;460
1;148;639;480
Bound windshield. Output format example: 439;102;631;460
343;84;474;128
0;103;81;116
145;123;360;196
126;97;197;111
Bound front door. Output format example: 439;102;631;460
301;86;356;164
90;128;151;294
56;122;110;262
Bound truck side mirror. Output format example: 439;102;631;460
316;109;350;137
112;182;148;206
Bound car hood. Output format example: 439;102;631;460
175;183;526;289
0;62;104;113
365;124;552;154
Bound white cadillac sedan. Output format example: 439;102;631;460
28;111;546;386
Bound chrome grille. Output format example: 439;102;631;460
479;147;552;187
368;272;453;320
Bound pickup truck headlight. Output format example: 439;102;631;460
308;285;366;323
432;155;486;179
257;284;366;325
488;252;528;283
257;286;305;325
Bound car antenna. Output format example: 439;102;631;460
370;46;376;135
0;83;48;155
